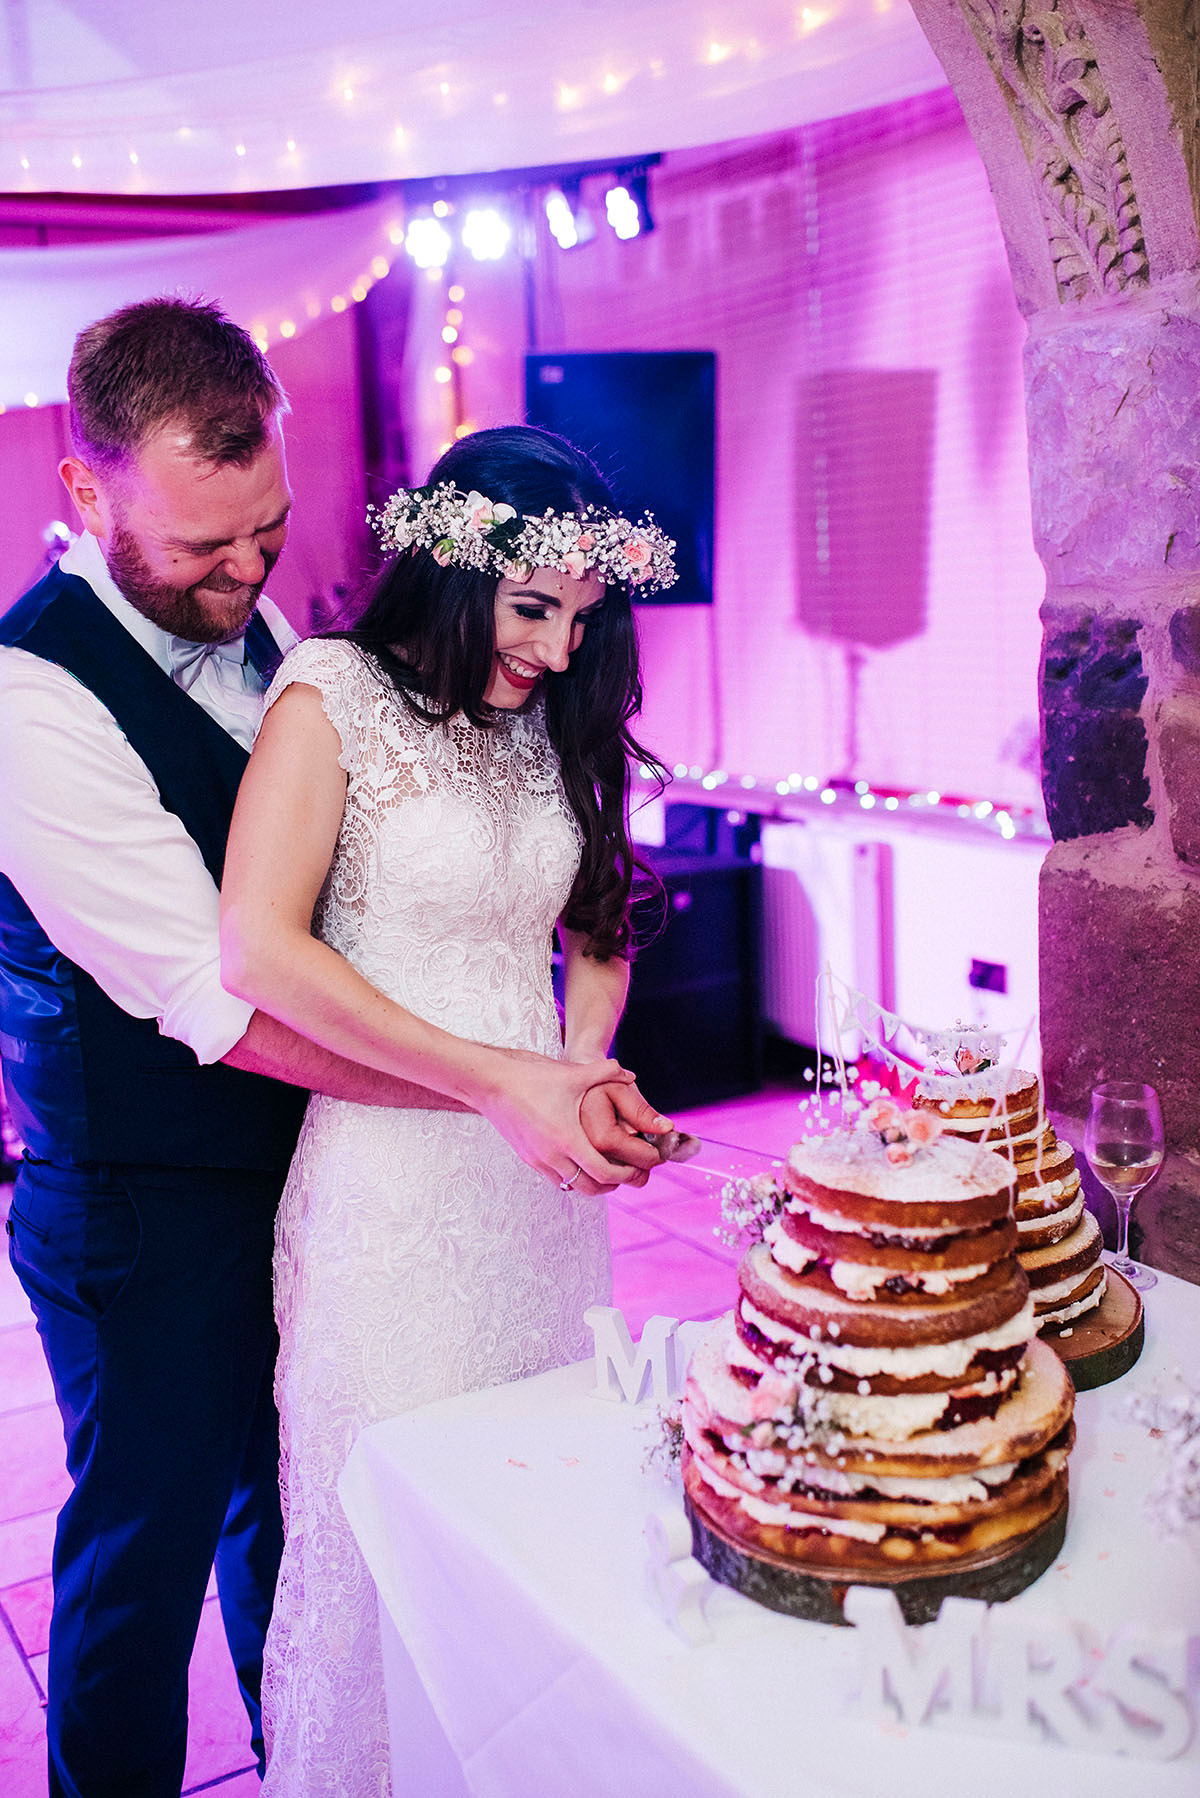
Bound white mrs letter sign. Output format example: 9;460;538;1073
846;1586;1195;1761
584;1305;705;1405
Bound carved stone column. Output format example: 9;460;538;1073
908;0;1200;1279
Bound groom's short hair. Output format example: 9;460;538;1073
68;295;287;474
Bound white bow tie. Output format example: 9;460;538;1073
167;635;246;693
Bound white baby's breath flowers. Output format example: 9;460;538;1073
716;1170;785;1246
1127;1375;1200;1534
369;481;678;591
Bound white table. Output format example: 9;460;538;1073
340;1268;1200;1798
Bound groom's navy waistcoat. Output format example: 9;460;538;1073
0;564;306;1169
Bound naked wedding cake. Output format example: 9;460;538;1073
913;1065;1106;1332
682;1100;1075;1615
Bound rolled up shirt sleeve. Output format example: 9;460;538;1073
0;648;255;1064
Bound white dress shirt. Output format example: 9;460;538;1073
0;532;298;1065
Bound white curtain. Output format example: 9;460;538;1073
0;199;402;409
0;2;946;195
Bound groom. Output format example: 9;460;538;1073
0;297;665;1797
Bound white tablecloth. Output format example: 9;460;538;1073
339;1270;1200;1797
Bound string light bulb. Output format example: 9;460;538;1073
628;764;1040;842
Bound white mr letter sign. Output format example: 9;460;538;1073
584;1305;705;1405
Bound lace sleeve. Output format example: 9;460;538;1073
261;638;376;775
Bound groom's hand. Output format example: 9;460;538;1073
577;1080;672;1190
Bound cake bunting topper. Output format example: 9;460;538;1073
814;967;1039;1177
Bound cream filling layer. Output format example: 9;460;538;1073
691;1451;888;1542
780;1369;1017;1441
828;1258;990;1300
1038;1272;1106;1326
1032;1262;1103;1305
764;1219;990;1297
795;1202;974;1244
934;1113;1042;1147
739;1446;1017;1503
1018;1189;1083;1234
740;1294;1035;1380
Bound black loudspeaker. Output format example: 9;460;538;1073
525;350;715;605
614;852;763;1115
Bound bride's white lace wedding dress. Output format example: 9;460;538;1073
258;638;611;1796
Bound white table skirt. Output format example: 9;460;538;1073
340;1269;1200;1798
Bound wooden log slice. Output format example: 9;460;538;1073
685;1474;1069;1626
1041;1264;1145;1392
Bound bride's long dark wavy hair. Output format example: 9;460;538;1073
341;426;665;960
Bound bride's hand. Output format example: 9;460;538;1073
477;1051;643;1188
577;1080;672;1189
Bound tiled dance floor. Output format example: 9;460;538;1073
0;1085;805;1794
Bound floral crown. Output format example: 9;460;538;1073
368;481;678;592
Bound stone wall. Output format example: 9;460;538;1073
910;0;1200;1279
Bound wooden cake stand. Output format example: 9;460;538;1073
1041;1263;1144;1392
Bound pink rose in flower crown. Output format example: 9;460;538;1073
622;537;652;569
432;538;454;567
463;491;517;534
464;491;493;532
905;1110;944;1147
576;531;595;551
561;550;588;578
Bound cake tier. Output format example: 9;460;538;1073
1022;1207;1102;1292
783;1131;1015;1233
767;1207;1017;1302
1013;1138;1080;1204
703;1309;1040;1440
683;1446;1069;1573
739;1239;1030;1349
682;1330;1073;1569
722;1311;1022;1418
913;1068;1053;1161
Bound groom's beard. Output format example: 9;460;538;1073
105;521;279;644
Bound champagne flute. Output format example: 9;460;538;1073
1083;1081;1162;1291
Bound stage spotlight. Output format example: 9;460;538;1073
605;168;654;241
461;207;512;260
604;182;641;240
404;216;452;269
604;183;644;239
544;184;595;250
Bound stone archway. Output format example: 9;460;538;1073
907;0;1200;1280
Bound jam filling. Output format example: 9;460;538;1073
934;1388;1006;1430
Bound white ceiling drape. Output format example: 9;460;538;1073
0;2;949;409
0;199;402;410
1;2;946;195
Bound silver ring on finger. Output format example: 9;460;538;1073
559;1164;581;1191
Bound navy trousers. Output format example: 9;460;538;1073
7;1158;286;1797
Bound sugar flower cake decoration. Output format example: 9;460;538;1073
369;482;678;592
860;1097;944;1165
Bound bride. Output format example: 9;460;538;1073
219;425;676;1792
